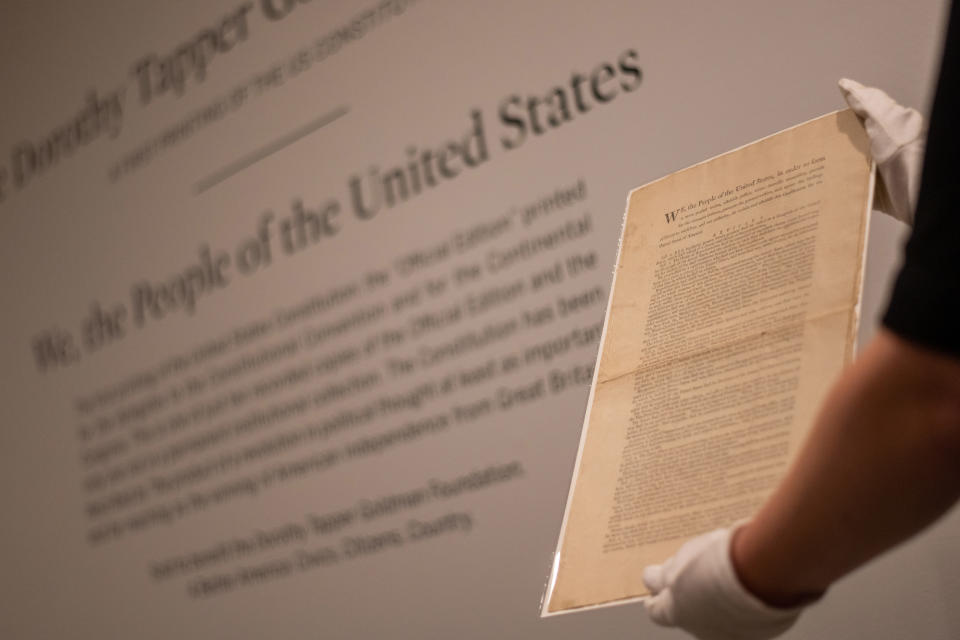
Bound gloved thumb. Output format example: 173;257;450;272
644;589;677;626
643;564;666;593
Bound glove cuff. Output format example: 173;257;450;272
706;527;811;638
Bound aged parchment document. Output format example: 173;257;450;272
543;110;873;615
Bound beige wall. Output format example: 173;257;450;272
0;2;954;638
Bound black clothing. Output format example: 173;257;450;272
884;0;960;359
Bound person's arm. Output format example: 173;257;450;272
642;4;960;632
736;1;960;606
732;329;960;606
641;332;960;640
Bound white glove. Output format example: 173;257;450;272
642;528;806;640
839;78;925;226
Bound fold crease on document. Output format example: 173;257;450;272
595;301;860;389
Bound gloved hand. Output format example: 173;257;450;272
642;528;806;640
839;78;925;226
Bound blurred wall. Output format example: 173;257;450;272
0;2;955;638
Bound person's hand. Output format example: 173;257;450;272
642;528;805;640
839;78;925;226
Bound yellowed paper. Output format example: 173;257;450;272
543;110;873;614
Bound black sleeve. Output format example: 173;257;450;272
882;0;960;359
